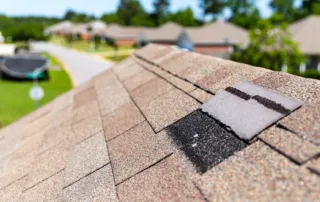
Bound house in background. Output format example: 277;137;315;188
101;24;146;46
178;21;248;58
69;23;90;40
45;21;73;36
136;22;183;47
289;15;320;71
136;21;248;59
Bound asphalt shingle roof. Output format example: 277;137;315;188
0;44;319;201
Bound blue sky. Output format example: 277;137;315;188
0;0;301;19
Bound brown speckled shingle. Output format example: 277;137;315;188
108;122;173;184
189;88;212;103
252;71;294;90
196;141;320;201
25;141;71;190
63;132;109;187
62;165;118;202
71;116;103;145
279;103;320;144
259;126;319;163
117;155;204;202
20;171;63;201
140;88;200;132
102;102;145;141
73;87;97;109
123;69;156;91
131;77;174;107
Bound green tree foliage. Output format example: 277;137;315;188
153;0;170;26
117;0;147;25
230;20;304;72
71;13;95;23
0;15;58;42
228;0;256;18
199;0;227;17
299;0;320;18
101;13;119;24
131;13;155;26
63;10;77;20
199;0;261;29
269;0;297;22
161;7;200;26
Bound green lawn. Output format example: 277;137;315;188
50;36;133;53
104;55;130;62
0;53;72;127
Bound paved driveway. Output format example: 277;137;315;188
31;42;114;86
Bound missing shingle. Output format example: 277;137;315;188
166;110;247;174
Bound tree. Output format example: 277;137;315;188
153;0;170;26
300;0;320;17
161;7;200;26
131;13;154;26
228;0;256;19
199;0;261;29
101;13;119;24
116;0;146;25
269;0;297;22
63;10;77;21
71;13;94;23
230;7;261;29
199;0;227;17
230;20;304;72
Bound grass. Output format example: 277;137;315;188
104;55;130;62
50;36;134;53
0;53;72;127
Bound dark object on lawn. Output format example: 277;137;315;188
0;56;48;80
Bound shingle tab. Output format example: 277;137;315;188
201;80;302;140
63;132;109;187
102;102;145;141
280;103;320;144
20;171;63;201
131;77;174;107
117;155;204;202
24;141;70;190
108;121;172;184
62;165;118;202
259;126;319;163
141;88;200;132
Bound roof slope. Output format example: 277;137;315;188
0;44;320;201
45;21;73;34
289;15;320;55
140;22;184;42
186;20;248;45
103;24;147;40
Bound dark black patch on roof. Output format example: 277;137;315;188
252;95;290;115
225;87;251;100
166;110;247;174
